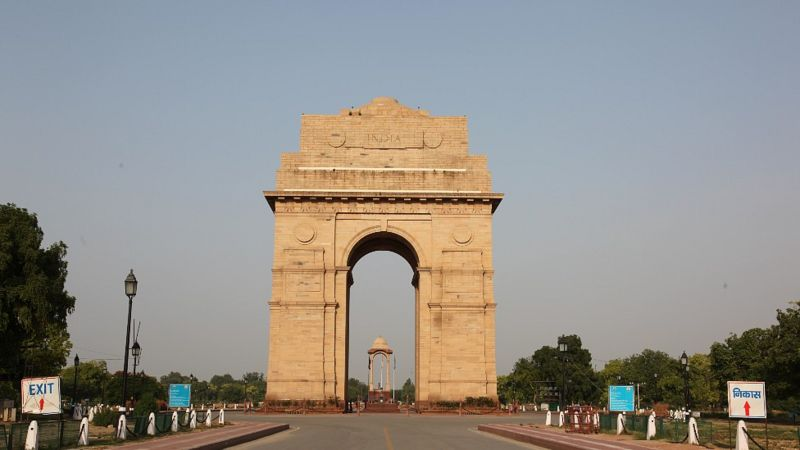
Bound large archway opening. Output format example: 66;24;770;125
345;232;419;409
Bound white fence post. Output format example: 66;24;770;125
78;417;89;446
735;420;749;450
147;412;156;436
616;413;625;435
688;417;700;445
171;411;178;432
205;408;212;427
646;412;656;440
24;420;38;450
116;414;127;440
219;408;225;425
545;410;551;426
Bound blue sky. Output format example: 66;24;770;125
1;1;798;382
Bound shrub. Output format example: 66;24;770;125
133;392;158;417
434;400;460;409
92;406;117;427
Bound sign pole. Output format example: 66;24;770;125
765;397;769;449
728;417;731;448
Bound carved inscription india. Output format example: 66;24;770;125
328;131;442;149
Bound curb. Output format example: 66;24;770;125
188;423;290;450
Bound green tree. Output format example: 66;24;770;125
106;371;164;406
159;371;191;386
500;335;601;406
243;372;265;404
347;377;368;401
599;349;680;406
688;353;717;410
397;378;414;403
768;301;800;411
60;359;111;403
709;301;800;411
0;204;76;399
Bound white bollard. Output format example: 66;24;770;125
79;417;89;446
558;410;564;427
147;412;156;436
593;412;599;430
616;413;625;435
88;406;95;423
205;408;212;427
688;417;700;445
218;408;225;425
72;404;82;420
646;412;656;440
116;414;127;440
24;420;38;450
573;412;579;430
171;411;178;432
545;410;552;426
735;420;749;450
190;409;197;429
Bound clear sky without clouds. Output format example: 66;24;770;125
1;2;798;383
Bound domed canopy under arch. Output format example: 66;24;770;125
368;336;393;354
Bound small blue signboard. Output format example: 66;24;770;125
168;384;191;408
608;385;635;412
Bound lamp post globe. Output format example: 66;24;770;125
125;270;138;297
121;269;137;414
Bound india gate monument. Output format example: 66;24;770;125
263;97;503;408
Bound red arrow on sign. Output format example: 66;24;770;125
744;401;750;416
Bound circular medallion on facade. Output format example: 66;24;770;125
328;132;346;148
452;226;473;245
423;132;442;148
294;223;316;244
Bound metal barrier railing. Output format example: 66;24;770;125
0;409;227;449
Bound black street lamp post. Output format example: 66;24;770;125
558;337;568;411
72;354;80;406
680;351;690;411
122;269;138;413
131;341;141;376
653;372;659;404
243;377;248;413
190;374;196;408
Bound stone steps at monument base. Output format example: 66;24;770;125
363;403;402;413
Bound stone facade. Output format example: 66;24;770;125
263;97;502;407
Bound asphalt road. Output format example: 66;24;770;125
228;412;547;450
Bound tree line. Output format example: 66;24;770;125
59;362;266;406
499;301;800;412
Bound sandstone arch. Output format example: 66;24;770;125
263;97;502;408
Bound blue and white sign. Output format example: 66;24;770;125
168;384;191;408
21;377;62;415
608;385;635;412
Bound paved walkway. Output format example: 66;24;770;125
479;424;669;450
229;413;548;449
115;422;289;450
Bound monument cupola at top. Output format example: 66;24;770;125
264;97;502;410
